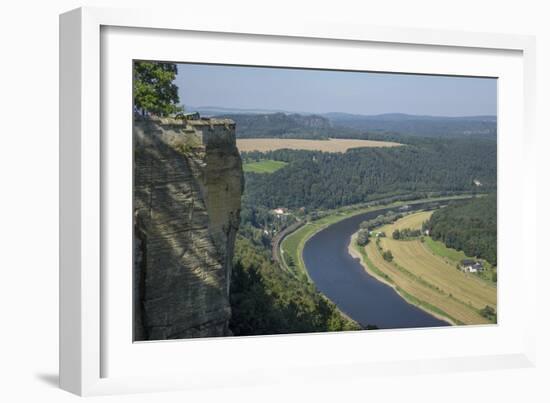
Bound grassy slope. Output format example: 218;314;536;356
243;159;288;173
424;236;469;262
357;211;496;325
423;236;496;283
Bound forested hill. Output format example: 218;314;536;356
209;111;497;140
230;236;360;335
324;113;497;138
242;137;496;210
426;194;497;265
207;111;496;140
217;113;340;139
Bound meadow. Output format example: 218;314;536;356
243;159;288;173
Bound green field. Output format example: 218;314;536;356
243;159;288;173
423;236;469;262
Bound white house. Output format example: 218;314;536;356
272;208;288;216
460;259;484;273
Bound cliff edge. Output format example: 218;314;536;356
133;117;243;341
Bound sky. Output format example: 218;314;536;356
174;63;497;117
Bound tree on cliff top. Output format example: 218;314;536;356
133;61;182;116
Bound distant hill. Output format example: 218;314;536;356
213;113;336;139
186;106;497;139
187;106;296;116
324;112;497;138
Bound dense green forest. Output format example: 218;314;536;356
425;194;497;265
230;236;360;335
242;137;496;210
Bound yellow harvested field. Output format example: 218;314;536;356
381;238;495;307
361;211;497;325
365;241;490;325
236;138;402;152
390;210;433;232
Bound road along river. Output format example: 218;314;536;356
302;202;450;329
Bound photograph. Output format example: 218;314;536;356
132;61;497;341
1;0;544;399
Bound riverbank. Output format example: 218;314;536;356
348;211;496;326
279;194;477;281
348;233;456;326
301;202;451;328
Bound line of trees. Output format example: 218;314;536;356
392;228;422;240
359;211;404;231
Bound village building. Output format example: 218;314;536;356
272;207;288;216
460;259;484;273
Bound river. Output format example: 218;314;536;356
302;202;450;329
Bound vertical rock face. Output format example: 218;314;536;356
133;118;243;341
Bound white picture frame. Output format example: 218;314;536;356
59;6;537;396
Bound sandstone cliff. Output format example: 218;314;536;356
133;117;243;341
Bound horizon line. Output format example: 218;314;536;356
186;105;497;119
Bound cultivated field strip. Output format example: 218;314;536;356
389;211;433;232
380;238;495;308
236;138;402;153
362;211;496;325
364;242;489;325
